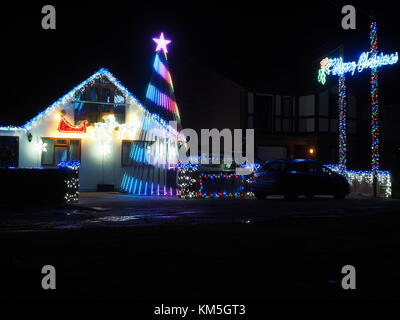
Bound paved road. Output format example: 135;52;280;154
1;192;399;231
2;192;400;300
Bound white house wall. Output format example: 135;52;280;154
1;95;178;192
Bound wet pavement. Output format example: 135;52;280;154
1;192;399;232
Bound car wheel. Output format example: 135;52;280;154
284;193;297;201
305;193;314;200
254;192;267;200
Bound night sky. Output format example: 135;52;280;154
2;1;399;126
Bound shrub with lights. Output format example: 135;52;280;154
177;161;256;199
326;164;391;198
58;161;80;203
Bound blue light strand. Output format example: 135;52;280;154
0;68;180;138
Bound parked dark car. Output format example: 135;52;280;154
251;159;350;200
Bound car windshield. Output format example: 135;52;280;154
261;162;287;172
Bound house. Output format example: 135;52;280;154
245;86;360;167
0;68;181;194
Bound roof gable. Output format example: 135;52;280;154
0;68;145;131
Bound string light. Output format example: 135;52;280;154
317;51;398;84
0;68;180;139
325;164;391;198
198;173;247;199
177;162;199;199
120;33;181;197
317;21;397;174
145;36;181;127
338;76;347;172
370;21;380;175
58;161;80;203
177;162;256;199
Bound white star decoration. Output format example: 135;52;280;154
152;32;171;53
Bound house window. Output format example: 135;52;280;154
282;96;294;133
273;96;295;133
74;76;127;126
247;93;254;129
254;94;274;132
41;138;81;166
298;95;315;133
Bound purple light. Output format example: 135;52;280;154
154;54;173;85
152;32;171;53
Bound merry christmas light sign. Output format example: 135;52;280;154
318;51;398;84
317;21;398;175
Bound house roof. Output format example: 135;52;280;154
0;68;175;134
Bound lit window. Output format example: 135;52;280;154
41;138;81;166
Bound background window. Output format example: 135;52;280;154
254;94;273;132
282;97;294;133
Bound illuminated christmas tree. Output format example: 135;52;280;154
120;32;181;196
144;32;181;129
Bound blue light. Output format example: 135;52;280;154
121;173;127;189
128;177;134;193
0;68;180;137
58;161;81;169
321;51;398;79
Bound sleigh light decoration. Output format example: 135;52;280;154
57;111;89;133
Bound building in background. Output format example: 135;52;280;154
245;86;360;167
175;61;362;167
